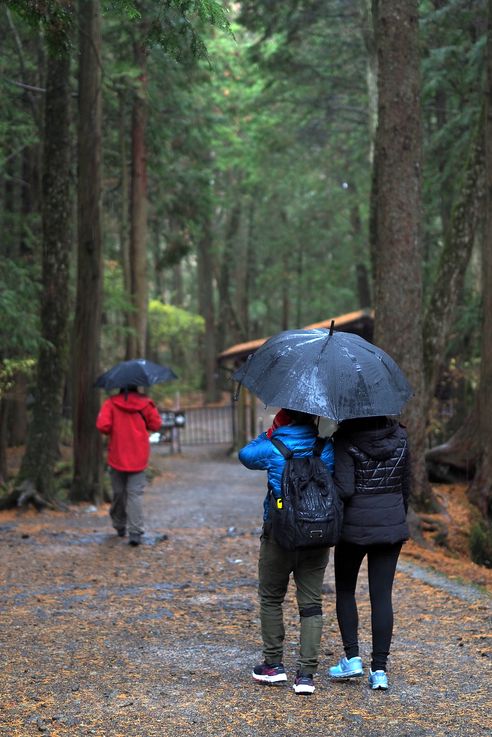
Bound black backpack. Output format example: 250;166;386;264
269;436;342;551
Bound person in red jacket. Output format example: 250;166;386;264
96;386;162;545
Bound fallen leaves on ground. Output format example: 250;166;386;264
0;449;490;737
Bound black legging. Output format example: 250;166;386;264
334;540;402;672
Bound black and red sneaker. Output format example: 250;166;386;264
252;662;287;684
292;671;315;695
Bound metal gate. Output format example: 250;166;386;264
178;404;235;445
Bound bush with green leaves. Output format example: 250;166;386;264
148;299;204;398
469;519;492;569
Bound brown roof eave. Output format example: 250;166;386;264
217;308;374;365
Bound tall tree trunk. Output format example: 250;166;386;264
3;135;17;259
127;36;149;359
119;89;131;327
469;0;492;520
173;261;184;307
7;374;29;446
372;0;433;511
197;217;219;402
217;199;242;352
359;0;378;163
239;197;255;340
71;0;103;503
17;45;72;500
349;182;371;308
423;115;485;408
0;398;9;484
280;212;290;331
360;0;378;279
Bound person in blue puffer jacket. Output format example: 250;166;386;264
239;408;335;695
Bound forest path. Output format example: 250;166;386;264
0;445;490;737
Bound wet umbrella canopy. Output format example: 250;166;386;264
233;328;413;422
94;359;177;390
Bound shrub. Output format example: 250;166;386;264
469;520;492;569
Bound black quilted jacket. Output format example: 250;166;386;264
333;419;410;545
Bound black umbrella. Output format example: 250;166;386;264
233;327;413;422
94;359;177;390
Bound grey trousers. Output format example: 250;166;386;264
109;469;146;537
258;531;330;675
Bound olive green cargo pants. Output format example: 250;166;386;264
258;529;330;675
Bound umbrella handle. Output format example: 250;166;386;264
233;353;253;402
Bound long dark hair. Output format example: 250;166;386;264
284;408;317;426
337;416;389;434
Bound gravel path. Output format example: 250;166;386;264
0;445;490;736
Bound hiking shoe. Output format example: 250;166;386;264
252;662;287;684
115;528;126;538
128;535;142;546
292;671;315;695
368;669;388;690
328;656;364;679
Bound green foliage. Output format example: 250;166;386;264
149;299;204;340
420;0;486;276
0;358;36;400
3;0;75;51
469;519;492;569
0;258;42;356
103;0;141;20
148;299;204;394
205;5;370;333
100;260;136;366
147;1;230;62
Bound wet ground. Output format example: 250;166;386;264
0;445;491;737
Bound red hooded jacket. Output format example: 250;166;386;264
96;393;162;472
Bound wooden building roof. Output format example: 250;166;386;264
218;308;374;364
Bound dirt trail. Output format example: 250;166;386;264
0;446;491;737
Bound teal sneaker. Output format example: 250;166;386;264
328;656;364;679
368;669;388;690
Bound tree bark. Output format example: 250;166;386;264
217;199;244;352
359;0;378;163
3;132;18;259
71;0;103;503
239;197;255;340
349;182;371;308
360;0;378;279
17;44;72;500
423;115;485;408
119;89;131;326
372;0;434;511
127;36;149;359
0;398;9;484
425;402;479;478
469;0;492;520
197;217;219;402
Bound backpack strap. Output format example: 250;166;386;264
270;437;293;459
271;436;326;458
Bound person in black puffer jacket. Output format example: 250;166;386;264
327;416;410;691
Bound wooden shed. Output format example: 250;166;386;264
218;308;374;448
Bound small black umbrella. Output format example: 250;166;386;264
94;359;177;390
233;326;412;422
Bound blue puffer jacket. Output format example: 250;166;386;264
238;424;335;521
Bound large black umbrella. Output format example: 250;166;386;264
94;359;177;390
233;327;412;422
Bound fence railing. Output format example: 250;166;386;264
178;404;235;445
